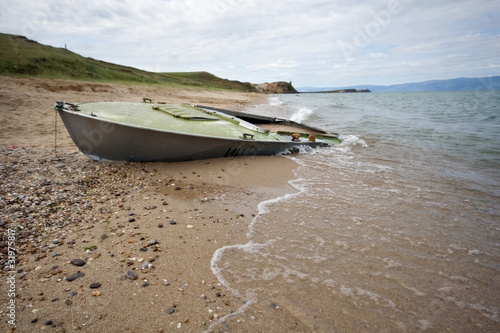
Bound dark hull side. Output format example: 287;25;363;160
57;109;327;162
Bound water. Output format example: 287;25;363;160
209;91;500;332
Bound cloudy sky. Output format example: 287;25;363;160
1;0;499;87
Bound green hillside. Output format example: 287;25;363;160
0;33;257;91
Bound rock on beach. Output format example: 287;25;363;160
70;258;86;266
66;272;85;282
127;270;138;280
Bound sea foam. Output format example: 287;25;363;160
290;107;313;123
339;134;368;147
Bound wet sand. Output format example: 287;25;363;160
0;76;298;332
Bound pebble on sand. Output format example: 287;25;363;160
66;272;85;282
127;270;138;280
70;259;86;266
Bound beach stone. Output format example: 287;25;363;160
45;320;53;325
129;218;136;223
170;220;177;225
142;281;150;287
166;307;175;314
31;318;38;323
89;283;101;289
147;240;159;247
66;272;85;281
70;259;86;266
92;290;101;296
126;270;138;280
158;223;163;228
140;247;148;252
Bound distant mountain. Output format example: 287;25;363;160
298;76;500;93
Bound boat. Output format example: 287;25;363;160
54;100;341;162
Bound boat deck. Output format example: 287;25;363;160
76;102;294;142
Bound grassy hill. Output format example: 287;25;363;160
0;33;257;91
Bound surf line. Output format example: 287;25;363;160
205;156;306;332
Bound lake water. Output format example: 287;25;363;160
208;90;500;332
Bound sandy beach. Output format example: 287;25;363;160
0;76;298;332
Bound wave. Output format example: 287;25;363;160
290;107;314;123
339;134;368;148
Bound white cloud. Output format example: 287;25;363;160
248;59;300;70
369;52;387;59
0;0;499;86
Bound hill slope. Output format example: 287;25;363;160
0;33;258;91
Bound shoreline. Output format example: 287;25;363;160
0;76;298;332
